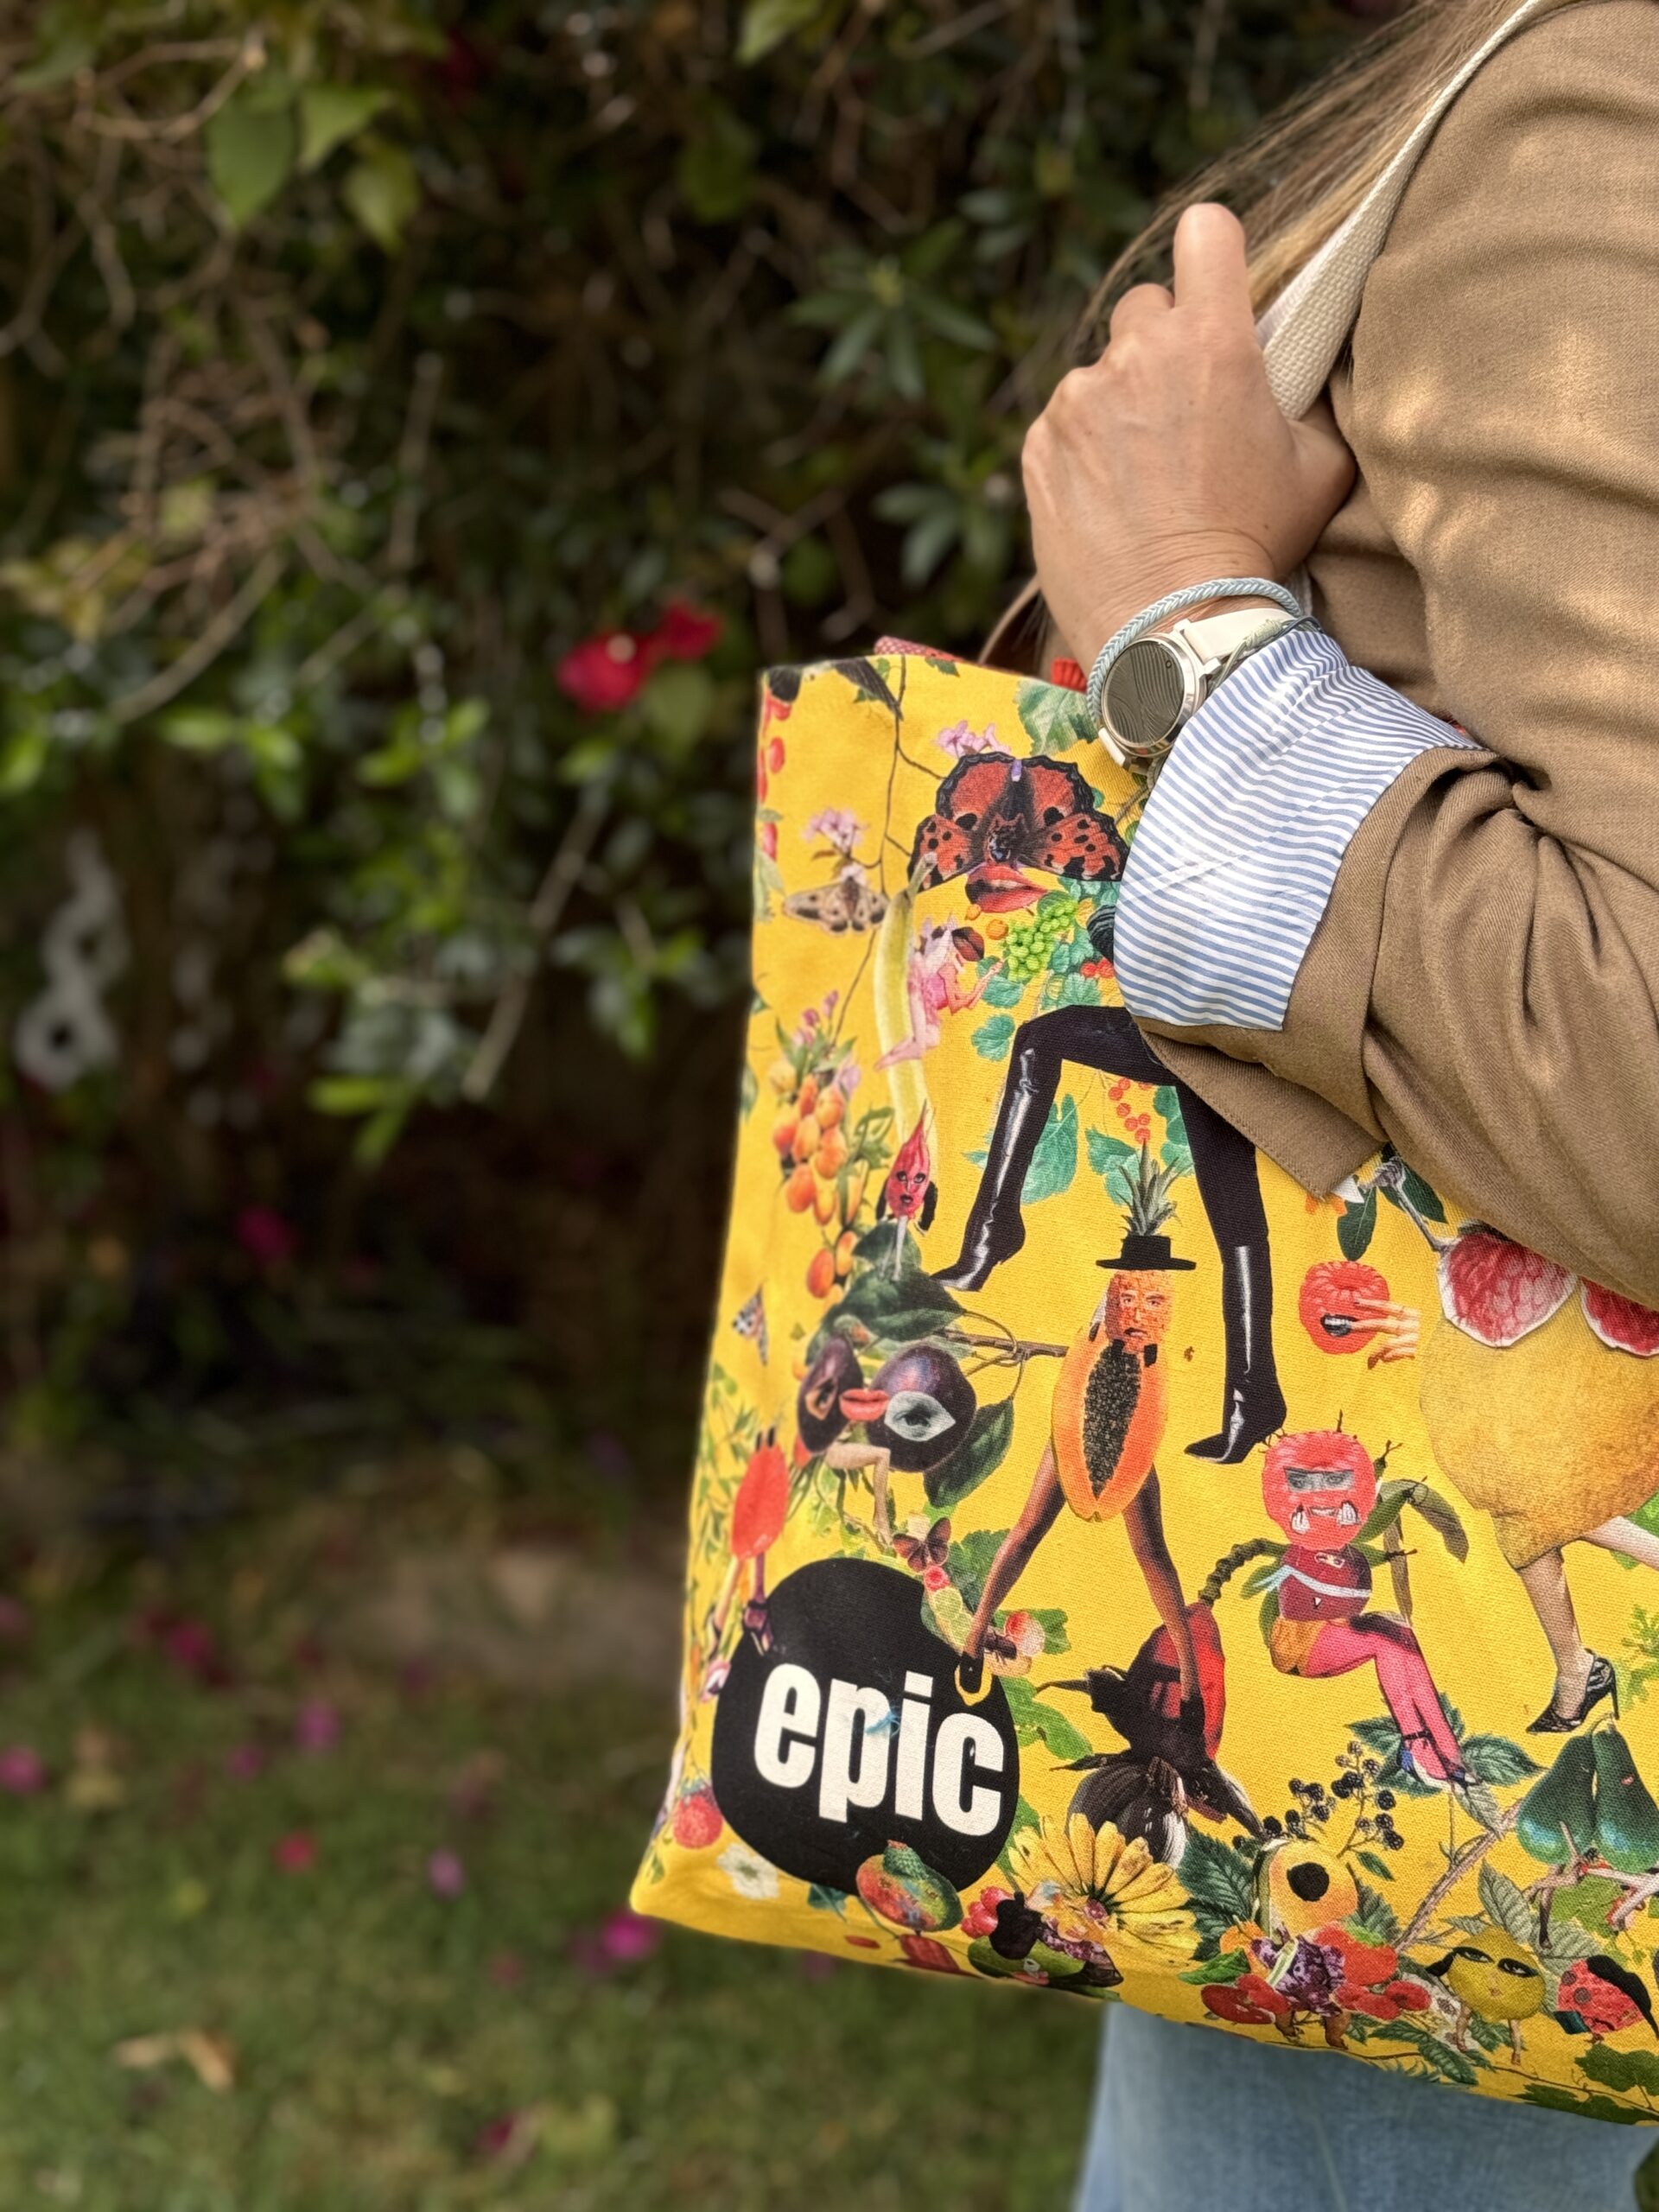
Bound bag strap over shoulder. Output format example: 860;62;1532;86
1260;0;1562;416
980;0;1561;665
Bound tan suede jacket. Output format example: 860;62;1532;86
1132;0;1659;1307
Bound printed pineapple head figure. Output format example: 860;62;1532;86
1096;1144;1194;1343
1052;1147;1193;1525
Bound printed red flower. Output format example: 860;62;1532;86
759;817;779;861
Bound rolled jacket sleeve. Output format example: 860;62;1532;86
1113;625;1481;1033
1122;0;1659;1308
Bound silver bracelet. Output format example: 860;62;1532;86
1084;576;1306;736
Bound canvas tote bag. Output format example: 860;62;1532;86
632;0;1659;2119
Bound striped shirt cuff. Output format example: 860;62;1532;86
1113;625;1479;1033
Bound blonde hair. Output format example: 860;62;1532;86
989;0;1581;669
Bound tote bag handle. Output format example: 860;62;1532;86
981;0;1562;664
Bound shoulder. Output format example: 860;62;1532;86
1395;0;1659;220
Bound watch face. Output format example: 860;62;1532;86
1104;637;1186;756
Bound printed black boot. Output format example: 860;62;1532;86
933;1027;1055;1293
1185;1242;1287;1464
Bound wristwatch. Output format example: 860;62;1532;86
1097;605;1302;772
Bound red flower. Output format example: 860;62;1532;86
556;599;721;715
236;1205;297;1268
654;600;721;662
272;1830;317;1873
556;630;652;713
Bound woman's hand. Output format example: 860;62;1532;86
1023;202;1356;667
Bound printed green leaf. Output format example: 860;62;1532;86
806;1884;849;1913
1355;1850;1394;1883
1350;1879;1402;1946
1577;2044;1659;2097
925;1396;1014;1510
1521;2084;1643;2124
1021;1096;1077;1205
1459;1734;1542;1788
1395;1163;1446;1224
979;969;1027;1008
1336;1185;1377;1261
1179;1946;1252;1986
1178;1829;1255;1923
970;1013;1015;1061
1001;1678;1090;1763
1015;678;1094;756
1478;1863;1536;1951
1086;1128;1137;1182
1020;1607;1070;1656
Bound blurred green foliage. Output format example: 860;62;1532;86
0;0;1360;1460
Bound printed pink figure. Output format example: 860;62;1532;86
1261;1429;1466;1787
874;919;988;1069
876;1111;936;1274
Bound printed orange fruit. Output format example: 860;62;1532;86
805;1247;836;1298
785;1164;817;1212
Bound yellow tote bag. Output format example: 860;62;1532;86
633;645;1659;2120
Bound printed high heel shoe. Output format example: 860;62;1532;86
1527;1652;1618;1733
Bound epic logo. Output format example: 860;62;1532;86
710;1557;1019;1891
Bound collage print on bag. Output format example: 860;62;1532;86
632;648;1659;2122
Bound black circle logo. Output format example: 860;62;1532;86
710;1557;1019;1892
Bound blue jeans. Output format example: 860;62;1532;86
1075;2010;1655;2212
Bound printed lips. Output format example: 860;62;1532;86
1298;1259;1390;1355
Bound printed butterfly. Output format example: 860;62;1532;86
893;1516;951;1574
908;752;1126;913
731;1288;768;1366
783;861;890;935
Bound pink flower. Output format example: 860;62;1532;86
272;1830;318;1873
427;1848;467;1898
475;2111;534;2164
804;807;862;855
294;1700;340;1754
936;719;1000;760
556;629;652;713
0;1745;45;1796
136;1611;229;1688
922;1563;950;1592
489;1950;526;1986
569;1908;663;1976
224;1743;266;1782
0;1597;31;1643
235;1205;297;1268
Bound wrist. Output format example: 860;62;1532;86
1077;546;1282;664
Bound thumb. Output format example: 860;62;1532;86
1290;393;1356;505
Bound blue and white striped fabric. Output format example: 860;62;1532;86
1112;625;1479;1033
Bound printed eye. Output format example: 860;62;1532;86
882;1390;956;1442
1286;1465;1354;1492
1498;1958;1540;1979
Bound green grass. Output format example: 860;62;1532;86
0;1495;1097;2210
